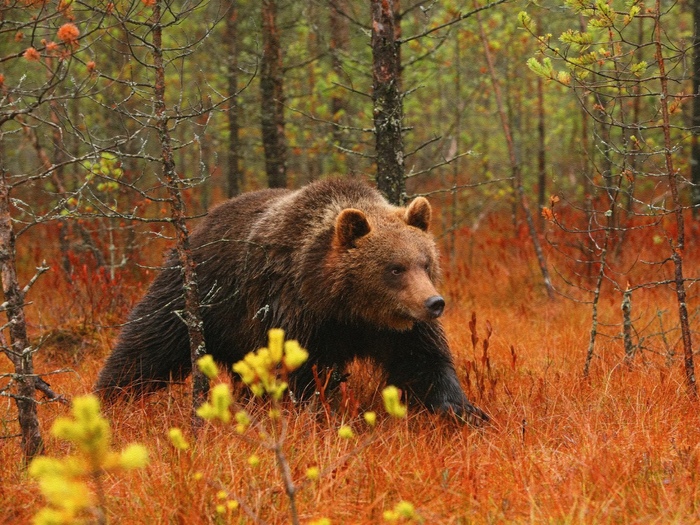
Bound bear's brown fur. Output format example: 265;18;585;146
95;179;487;422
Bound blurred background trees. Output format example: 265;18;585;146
1;0;698;459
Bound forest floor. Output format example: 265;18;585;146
2;212;700;524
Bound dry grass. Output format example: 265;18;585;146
2;212;699;524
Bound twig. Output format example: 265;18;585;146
400;0;510;44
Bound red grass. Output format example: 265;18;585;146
1;210;699;524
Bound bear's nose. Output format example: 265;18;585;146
425;295;445;318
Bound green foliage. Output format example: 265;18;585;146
559;29;593;50
520;0;646;85
526;56;555;80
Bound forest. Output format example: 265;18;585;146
1;0;700;523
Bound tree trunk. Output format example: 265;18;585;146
260;0;287;189
692;0;700;217
371;0;405;205
151;1;209;426
583;228;610;378
329;0;349;150
654;0;696;395
225;2;242;197
0;173;43;462
536;75;546;229
477;13;554;298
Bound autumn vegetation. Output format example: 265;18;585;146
2;215;699;523
2;0;700;523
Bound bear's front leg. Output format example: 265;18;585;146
383;321;489;425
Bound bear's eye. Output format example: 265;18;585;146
389;265;406;276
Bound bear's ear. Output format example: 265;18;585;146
335;208;371;248
405;197;431;231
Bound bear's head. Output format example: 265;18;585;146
330;196;444;331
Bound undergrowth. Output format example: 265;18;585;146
1;213;699;524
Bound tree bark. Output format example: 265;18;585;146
692;0;700;217
0;173;44;462
654;0;696;395
622;285;635;367
260;0;287;189
371;0;405;205
329;0;349;150
151;1;209;425
536;75;546;228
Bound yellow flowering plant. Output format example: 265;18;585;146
165;330;410;525
29;394;148;525
383;500;421;523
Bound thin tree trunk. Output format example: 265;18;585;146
260;0;287;189
692;0;700;217
477;13;554;298
196;108;213;211
371;0;405;205
622;285;635;367
450;32;462;266
151;1;209;426
0;173;43;462
654;0;696;395
225;2;242;198
537;75;546;229
329;0;350;166
583;229;610;378
625;17;643;215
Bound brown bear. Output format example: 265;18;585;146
95;179;487;423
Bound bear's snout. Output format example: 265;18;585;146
424;295;445;318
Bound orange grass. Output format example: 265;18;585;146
1;211;699;524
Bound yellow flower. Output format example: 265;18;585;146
283;340;308;371
247;455;260;467
196;354;219;379
232;358;257;385
306;466;320;481
383;500;417;522
249;383;265;397
268;381;288;401
235;410;251;434
50;395;112;468
364;411;377;427
338;425;355;439
196;384;232;423
230;330;311;400
268;328;285;363
382;386;407;418
394;500;416;518
38;476;92;513
29;395;149;525
33;507;74;525
29;457;69;479
119;444;149;470
168;428;190;451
